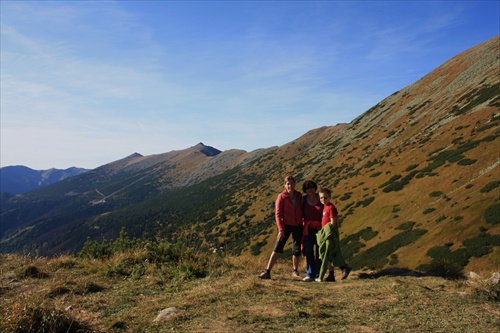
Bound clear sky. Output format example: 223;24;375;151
1;1;499;170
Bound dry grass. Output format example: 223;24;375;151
1;253;499;333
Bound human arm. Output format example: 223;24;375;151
329;216;338;227
275;193;285;239
330;204;339;227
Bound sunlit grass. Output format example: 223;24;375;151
1;252;499;332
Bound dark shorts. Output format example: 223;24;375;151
273;224;303;256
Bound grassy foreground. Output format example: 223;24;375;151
1;251;499;333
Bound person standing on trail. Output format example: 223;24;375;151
259;175;303;280
317;187;351;282
301;180;324;282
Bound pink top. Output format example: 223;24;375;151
275;189;303;232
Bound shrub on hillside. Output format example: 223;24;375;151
250;239;268;256
339;192;352;201
457;158;477;166
356;196;375;208
462;232;500;258
405;164;419;171
341;227;378;259
348;228;427;270
363;159;379;169
426;246;469;268
389;253;399;265
417;259;465;280
480;181;500;193
356;227;378;241
423;232;499;273
436;215;446;222
484;203;500;225
395;221;416;231
419;136;496;175
381;171;418;193
382;181;404;192
451;82;500;115
379;175;401;188
423;208;436;214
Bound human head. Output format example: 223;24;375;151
302;180;318;193
284;175;296;193
318;188;331;204
284;175;296;185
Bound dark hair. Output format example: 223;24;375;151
302;180;317;192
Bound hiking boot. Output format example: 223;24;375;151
302;276;314;282
259;271;271;279
341;266;352;280
292;270;300;278
325;273;336;282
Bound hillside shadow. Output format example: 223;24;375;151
357;267;466;280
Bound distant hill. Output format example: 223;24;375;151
0;166;89;194
0;36;498;273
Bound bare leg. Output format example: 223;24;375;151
292;255;300;271
266;251;281;270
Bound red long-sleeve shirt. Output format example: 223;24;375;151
275;189;303;232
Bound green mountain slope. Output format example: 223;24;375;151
1;36;498;272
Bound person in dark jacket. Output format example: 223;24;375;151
301;180;324;282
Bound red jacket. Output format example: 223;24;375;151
275;190;303;232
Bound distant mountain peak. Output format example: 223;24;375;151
192;142;221;157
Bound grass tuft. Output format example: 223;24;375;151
7;301;92;333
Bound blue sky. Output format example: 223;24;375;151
1;1;498;169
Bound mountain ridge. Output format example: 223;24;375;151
0;165;89;194
0;36;498;272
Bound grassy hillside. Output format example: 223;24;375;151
1;37;498;274
214;36;500;272
1;244;499;332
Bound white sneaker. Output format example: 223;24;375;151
302;276;314;282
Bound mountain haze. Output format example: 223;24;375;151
0;166;89;194
0;36;498;272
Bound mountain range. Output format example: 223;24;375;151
0;166;89;194
1;36;498;272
